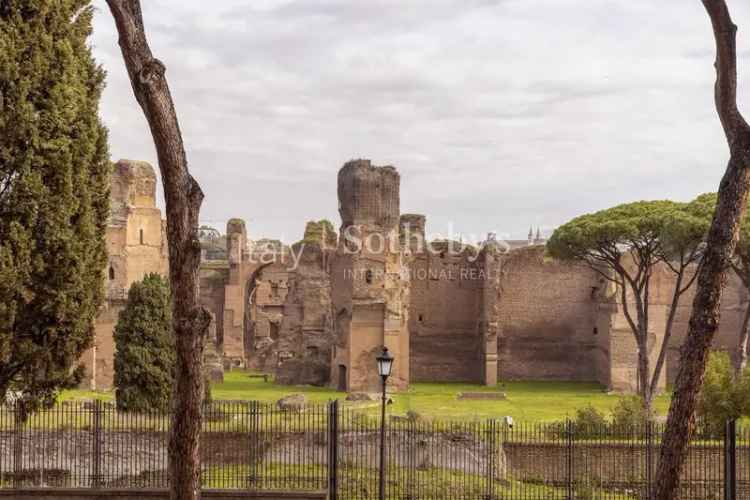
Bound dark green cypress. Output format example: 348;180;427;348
114;273;174;412
0;0;110;416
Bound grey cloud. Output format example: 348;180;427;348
91;0;741;242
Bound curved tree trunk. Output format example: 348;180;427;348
656;3;750;498
650;271;684;398
737;301;750;374
105;2;211;499
639;344;653;411
655;164;750;498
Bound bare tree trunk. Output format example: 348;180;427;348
655;3;750;497
640;277;653;411
650;272;684;398
105;2;211;499
737;301;750;374
619;270;652;404
638;338;653;412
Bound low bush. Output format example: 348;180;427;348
696;351;750;438
570;405;607;438
611;395;652;436
549;405;607;439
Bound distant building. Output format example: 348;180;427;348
82;160;168;389
84;159;750;396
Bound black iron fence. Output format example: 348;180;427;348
0;400;747;499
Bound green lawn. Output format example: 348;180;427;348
202;463;635;499
60;371;671;422
393;380;670;421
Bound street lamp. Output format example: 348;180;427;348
376;346;394;500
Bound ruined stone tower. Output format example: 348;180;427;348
223;218;249;365
84;160;168;389
331;160;410;392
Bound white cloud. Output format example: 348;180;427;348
91;0;750;241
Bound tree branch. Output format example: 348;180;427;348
650;269;685;397
703;0;749;148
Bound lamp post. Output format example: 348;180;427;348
376;346;394;500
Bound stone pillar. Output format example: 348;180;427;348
332;160;410;392
477;242;501;386
222;218;248;364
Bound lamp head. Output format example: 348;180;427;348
376;346;394;380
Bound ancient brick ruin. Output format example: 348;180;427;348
82;160;169;389
86;158;750;394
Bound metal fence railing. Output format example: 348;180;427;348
0;399;747;498
0;400;328;491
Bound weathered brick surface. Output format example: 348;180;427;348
408;243;483;382
496;246;602;382
90;159;750;393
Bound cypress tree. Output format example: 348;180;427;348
0;0;110;416
114;273;174;412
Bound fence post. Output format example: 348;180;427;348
485;419;496;500
646;420;653;500
406;418;415;500
566;419;574;500
328;400;339;500
12;404;22;488
92;399;103;489
725;419;737;500
248;401;259;489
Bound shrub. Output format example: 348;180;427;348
570;405;607;438
549;405;607;439
696;351;750;438
114;273;174;412
611;395;651;436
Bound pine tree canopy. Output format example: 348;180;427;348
0;0;110;416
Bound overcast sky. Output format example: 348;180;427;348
90;0;750;243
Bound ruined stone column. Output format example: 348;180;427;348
222;218;248;365
331;159;410;392
477;240;501;386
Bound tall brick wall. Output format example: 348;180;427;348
496;246;602;382
408;244;483;382
666;269;748;385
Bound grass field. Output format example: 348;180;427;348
202;463;634;499
60;371;671;422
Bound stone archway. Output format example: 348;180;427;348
243;262;289;372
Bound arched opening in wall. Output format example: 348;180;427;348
139;228;144;245
108;266;115;280
243;262;275;362
269;322;280;341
